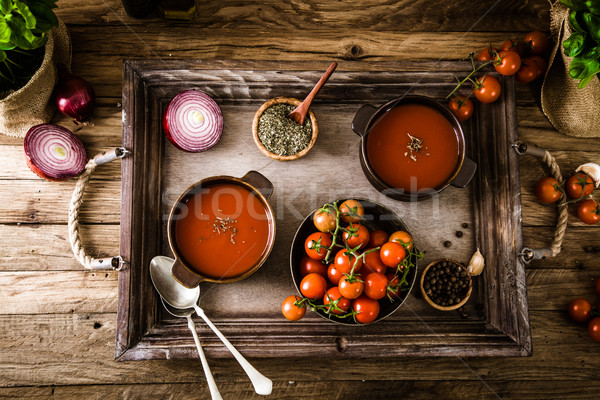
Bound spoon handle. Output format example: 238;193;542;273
194;305;273;396
187;316;223;400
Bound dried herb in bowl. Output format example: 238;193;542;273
257;103;312;156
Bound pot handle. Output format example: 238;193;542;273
171;258;204;289
351;104;378;137
241;170;274;199
450;156;477;188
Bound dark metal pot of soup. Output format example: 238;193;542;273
351;95;477;201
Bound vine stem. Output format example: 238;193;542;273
446;58;493;100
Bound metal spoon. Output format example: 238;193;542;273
159;297;222;400
149;256;273;396
287;62;337;125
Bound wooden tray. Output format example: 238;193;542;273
116;60;531;360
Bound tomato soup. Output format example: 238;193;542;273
366;103;460;192
174;183;271;279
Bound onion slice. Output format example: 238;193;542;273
24;124;88;181
163;90;223;152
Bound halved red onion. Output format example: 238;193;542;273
24;124;88;181
163;90;223;152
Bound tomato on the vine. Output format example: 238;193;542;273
566;172;594;199
313;207;336;233
577;199;600;225
568;297;592;323
516;58;539;84
386;272;402;299
342;223;370;250
494;50;521;76
523;31;549;56
339;275;364;299
298;255;327;277
334;248;363;274
368;229;389;248
323;287;351;315
535;177;562;204
501;39;527;56
473;75;501;104
339;199;364;223
380;242;406;267
588;317;600;342
448;96;474;122
281;295;306;321
327;263;345;285
389;230;414;251
362;249;387;275
305;232;333;260
476;45;498;62
364;272;389;300
299;273;327;300
352;294;380;324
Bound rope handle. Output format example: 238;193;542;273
513;142;568;263
68;147;130;270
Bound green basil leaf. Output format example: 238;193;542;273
578;72;598;87
15;3;36;30
27;2;57;31
569;52;600;86
560;0;588;10
570;10;587;33
0;0;13;16
586;1;600;16
583;11;600;42
0;42;15;50
7;16;33;49
0;18;11;43
564;32;587;56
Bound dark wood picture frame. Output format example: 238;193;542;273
116;59;531;360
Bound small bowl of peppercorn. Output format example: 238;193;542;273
252;97;319;161
420;258;472;311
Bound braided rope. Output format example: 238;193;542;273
68;159;98;269
542;150;568;257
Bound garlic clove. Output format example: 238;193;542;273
467;248;485;276
575;163;600;188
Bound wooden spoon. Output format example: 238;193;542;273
288;62;338;125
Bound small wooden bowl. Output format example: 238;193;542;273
420;258;472;311
252;97;319;161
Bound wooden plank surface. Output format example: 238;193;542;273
1;0;599;398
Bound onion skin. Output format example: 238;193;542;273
55;64;96;124
163;90;223;153
24;124;88;181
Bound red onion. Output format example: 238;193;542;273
55;63;96;124
163;90;223;152
24;124;87;181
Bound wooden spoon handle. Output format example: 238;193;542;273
291;62;338;123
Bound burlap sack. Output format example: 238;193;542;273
541;1;600;137
0;19;71;138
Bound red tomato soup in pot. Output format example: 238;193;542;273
174;183;271;279
366;104;460;192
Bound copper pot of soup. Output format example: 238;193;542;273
168;171;275;288
352;95;477;201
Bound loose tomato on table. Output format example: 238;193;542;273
380;241;406;268
523;31;549;56
473;75;501;104
494;50;521;76
528;55;547;79
588;317;600;342
368;229;389;248
448;96;474;122
566;172;595;199
313;207;336;233
516;58;539;84
568;297;592;322
323;287;351;315
534;176;562;204
299;273;327;300
476;45;498;61
577;199;600;225
362;249;387;275
339;199;365;223
389;230;414;251
342;223;370;249
304;232;333;260
352;294;380;324
363;272;389;300
298;255;327;277
281;295;306;321
338;275;364;299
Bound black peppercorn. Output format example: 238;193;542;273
422;259;471;308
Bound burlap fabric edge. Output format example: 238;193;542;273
541;1;600;138
0;19;72;138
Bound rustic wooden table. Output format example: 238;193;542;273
1;1;599;398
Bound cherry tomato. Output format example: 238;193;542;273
516;58;539;84
313;207;336;233
386;272;402;300
352;294;380;324
577;199;600;225
588;317;600;342
596;277;600;296
323;287;351;315
380;242;406;267
362;249;387;275
364;272;389;300
305;232;333;260
342;223;370;250
534;177;562;204
528;55;547;79
388;230;414;251
566;172;594;199
281;295;306;321
523;31;549;56
476;45;498;61
334;248;363;274
568;297;592;322
494;50;521;76
339;275;364;299
501;39;527;56
299;273;327;300
298;255;327;277
339;199;364;224
327;263;345;285
368;229;389;248
473;75;501;104
448;96;474;122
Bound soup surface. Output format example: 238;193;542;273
366;103;460;192
174;183;271;279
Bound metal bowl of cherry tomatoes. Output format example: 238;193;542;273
285;198;421;325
